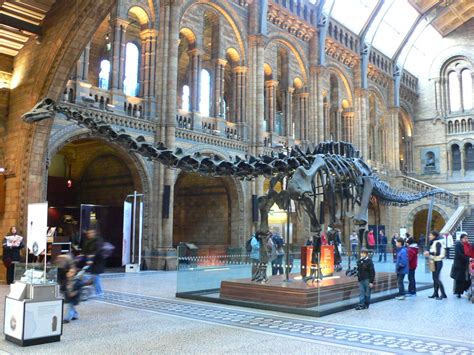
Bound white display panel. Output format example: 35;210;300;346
27;202;48;256
24;300;62;339
4;297;25;340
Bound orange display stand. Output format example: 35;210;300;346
320;245;334;277
300;246;313;277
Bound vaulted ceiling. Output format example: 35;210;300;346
409;0;474;36
0;0;56;56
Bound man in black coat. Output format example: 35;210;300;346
451;233;471;297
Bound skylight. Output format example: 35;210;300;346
330;0;378;34
370;1;420;57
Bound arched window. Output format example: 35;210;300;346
461;69;472;110
452;145;461;171
465;143;474;171
181;85;190;111
449;71;461;112
99;59;110;90
123;42;139;97
199;69;211;117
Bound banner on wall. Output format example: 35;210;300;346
122;201;132;266
27;203;48;256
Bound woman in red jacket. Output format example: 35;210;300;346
407;237;419;296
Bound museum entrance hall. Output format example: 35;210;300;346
0;0;474;353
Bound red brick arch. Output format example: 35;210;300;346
3;0;117;232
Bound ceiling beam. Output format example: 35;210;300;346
392;0;450;63
359;0;385;42
0;13;41;36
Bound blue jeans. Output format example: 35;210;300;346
272;255;284;275
351;244;358;259
397;273;406;296
93;274;103;295
408;269;416;295
378;246;386;262
65;303;78;321
358;279;371;307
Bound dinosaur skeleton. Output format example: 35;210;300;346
22;98;444;236
23;98;446;282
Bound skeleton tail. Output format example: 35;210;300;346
372;175;444;206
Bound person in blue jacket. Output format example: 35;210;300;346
395;237;408;300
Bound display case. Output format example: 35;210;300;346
14;263;58;285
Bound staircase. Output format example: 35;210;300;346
399;175;472;259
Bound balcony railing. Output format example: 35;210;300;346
399;175;469;208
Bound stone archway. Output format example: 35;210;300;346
173;172;243;249
47;137;148;267
410;208;447;241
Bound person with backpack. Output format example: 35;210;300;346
424;230;447;300
271;234;285;276
82;229;106;296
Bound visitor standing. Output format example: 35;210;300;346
424;231;447;300
355;248;375;310
451;233;471;298
250;232;261;277
350;231;359;260
2;226;24;285
378;230;387;262
270;233;285;276
407;237;418;296
391;233;399;262
367;229;375;251
395;238;408;300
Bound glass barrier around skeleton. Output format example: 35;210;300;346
175;242;435;316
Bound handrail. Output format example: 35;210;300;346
440;205;468;235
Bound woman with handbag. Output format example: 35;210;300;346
2;226;24;284
451;233;471;298
424;231;447;300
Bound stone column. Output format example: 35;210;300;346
335;108;343;141
299;92;309;141
354;88;369;159
265;80;278;132
247;34;265;156
188;48;203;113
233;66;247;124
343;111;354;142
75;41;91;81
213;58;227;117
461;145;466;176
140;29;158;119
284;87;294;137
323;102;329;141
110;18;129;91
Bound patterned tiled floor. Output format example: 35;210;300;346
96;290;474;354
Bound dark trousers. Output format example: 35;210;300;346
272;255;284;275
432;260;446;297
6;263;15;284
397;273;406;296
378;246;387;262
358;279;371;307
408;269;416;294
